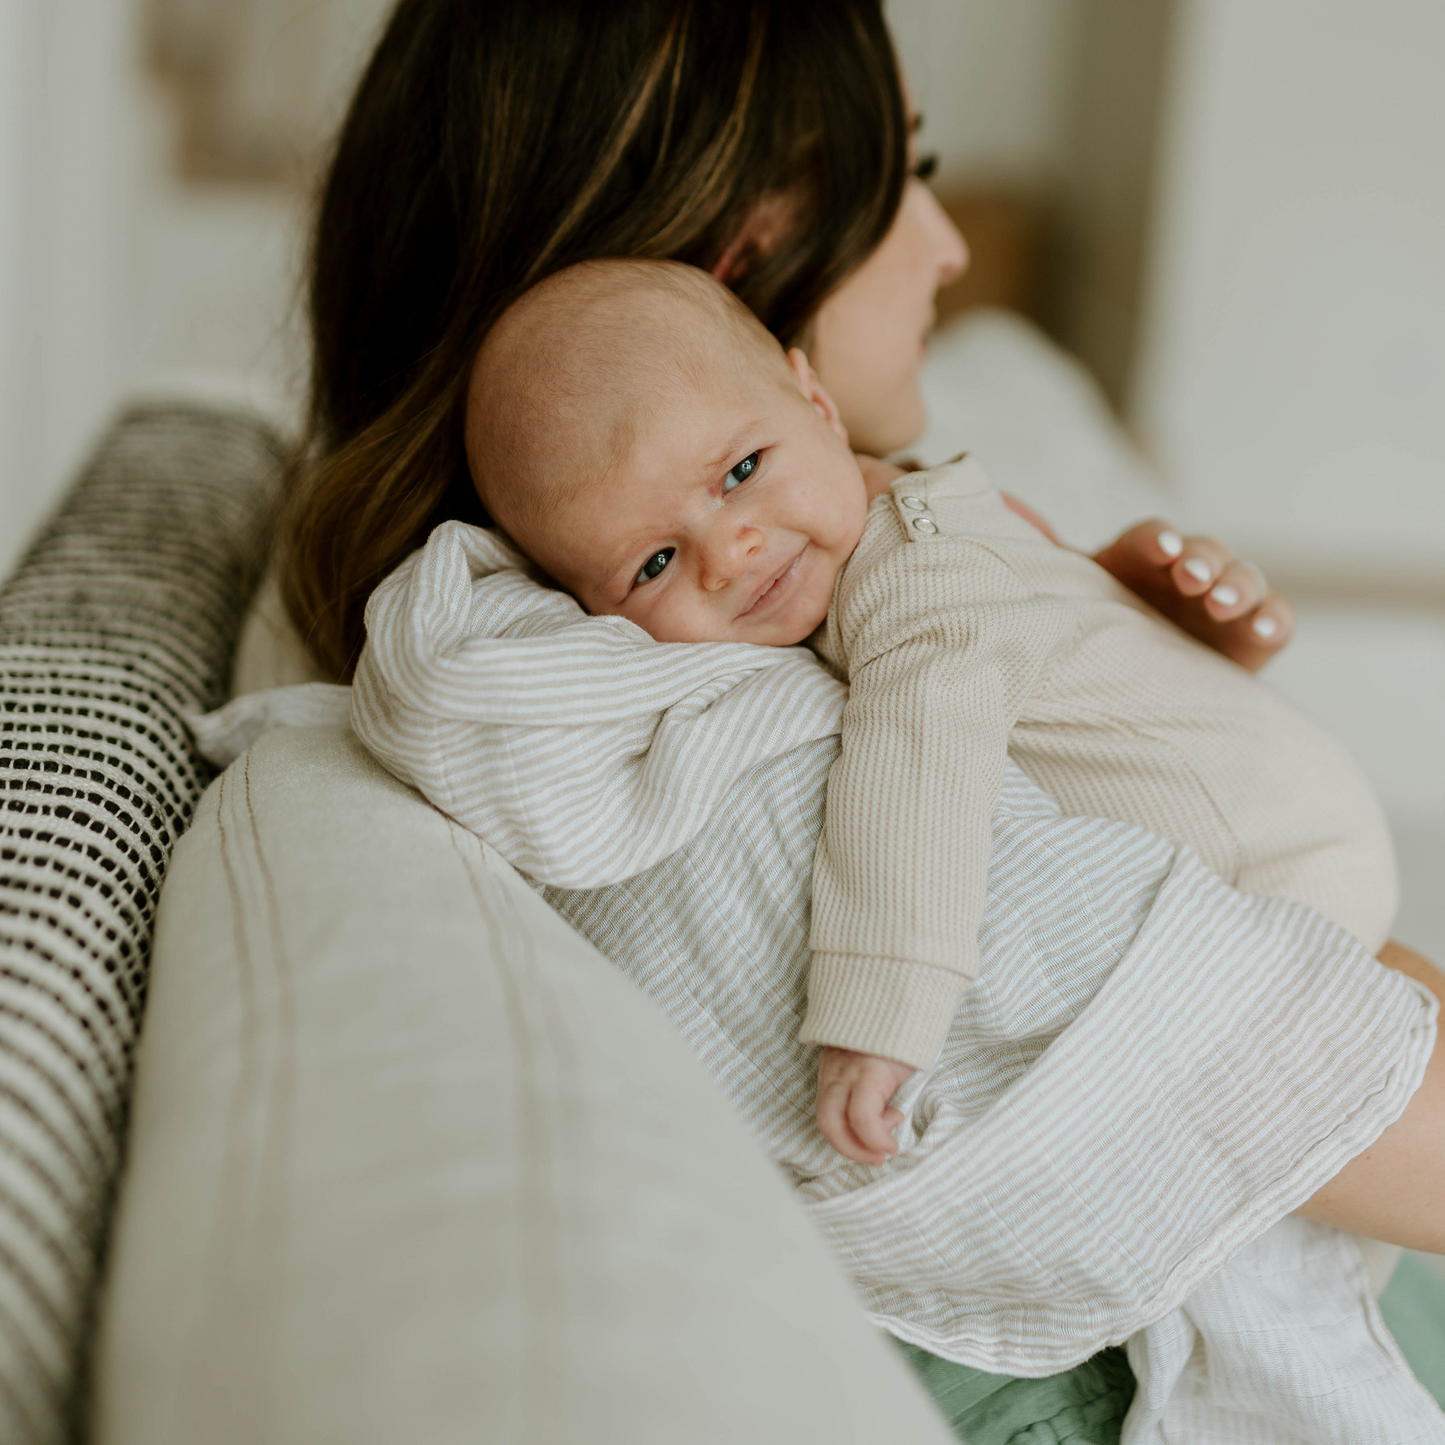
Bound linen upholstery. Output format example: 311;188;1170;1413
0;406;278;1442
89;725;958;1445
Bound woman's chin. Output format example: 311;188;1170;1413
857;388;927;459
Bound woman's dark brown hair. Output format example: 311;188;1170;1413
284;0;908;678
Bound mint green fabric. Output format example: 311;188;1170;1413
1380;1253;1445;1405
894;1342;1134;1445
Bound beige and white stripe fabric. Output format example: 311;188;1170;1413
543;752;1444;1441
350;522;845;887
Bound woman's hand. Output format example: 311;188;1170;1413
1091;521;1295;672
1002;497;1294;669
815;1047;916;1165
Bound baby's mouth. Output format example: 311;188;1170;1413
740;550;805;620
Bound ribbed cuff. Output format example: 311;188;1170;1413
799;952;970;1071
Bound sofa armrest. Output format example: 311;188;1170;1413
90;725;955;1444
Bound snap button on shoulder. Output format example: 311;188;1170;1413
912;516;938;536
900;495;927;511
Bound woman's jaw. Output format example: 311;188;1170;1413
808;178;968;458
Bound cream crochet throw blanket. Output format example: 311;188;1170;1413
194;521;1445;1442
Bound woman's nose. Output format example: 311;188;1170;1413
698;522;763;591
918;183;969;289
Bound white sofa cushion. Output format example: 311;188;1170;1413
89;725;956;1445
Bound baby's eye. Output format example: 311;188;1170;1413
722;451;760;494
635;548;674;585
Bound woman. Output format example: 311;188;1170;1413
272;0;1443;1431
281;0;1291;682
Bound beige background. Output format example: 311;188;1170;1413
1;0;1441;971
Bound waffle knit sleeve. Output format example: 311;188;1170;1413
801;468;1077;1069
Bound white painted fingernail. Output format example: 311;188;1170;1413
1157;529;1183;558
1210;583;1239;607
1183;557;1213;584
1252;614;1279;639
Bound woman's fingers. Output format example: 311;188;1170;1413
1093;519;1182;582
1094;521;1295;673
1169;541;1296;669
1001;491;1062;545
1217;592;1296;672
1166;534;1233;598
1199;557;1266;622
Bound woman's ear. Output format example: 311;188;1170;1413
786;347;849;445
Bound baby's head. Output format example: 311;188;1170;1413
465;258;868;646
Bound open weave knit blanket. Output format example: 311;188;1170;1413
200;520;1445;1441
0;406;278;1443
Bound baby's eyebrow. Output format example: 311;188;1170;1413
590;423;763;597
698;424;758;479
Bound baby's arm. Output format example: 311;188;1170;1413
816;1048;916;1166
858;454;1295;672
803;477;1077;1144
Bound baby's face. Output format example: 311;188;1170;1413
502;349;870;646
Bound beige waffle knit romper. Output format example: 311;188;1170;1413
802;456;1398;1069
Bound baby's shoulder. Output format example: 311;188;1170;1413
885;456;1043;549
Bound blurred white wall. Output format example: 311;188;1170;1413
1133;0;1445;585
1126;0;1445;964
890;0;1175;408
887;0;1083;189
1;0;141;579
0;0;350;582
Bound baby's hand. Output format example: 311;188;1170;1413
1092;521;1295;672
816;1047;916;1165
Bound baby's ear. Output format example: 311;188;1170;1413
786;347;849;445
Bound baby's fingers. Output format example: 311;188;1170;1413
816;1078;889;1165
846;1087;904;1161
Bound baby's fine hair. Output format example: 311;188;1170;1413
465;258;791;521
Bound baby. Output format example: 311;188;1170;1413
391;257;1400;1166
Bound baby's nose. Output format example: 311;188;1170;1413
699;526;762;590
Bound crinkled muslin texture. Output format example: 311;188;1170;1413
198;535;1445;1441
349;522;847;887
541;749;1443;1441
